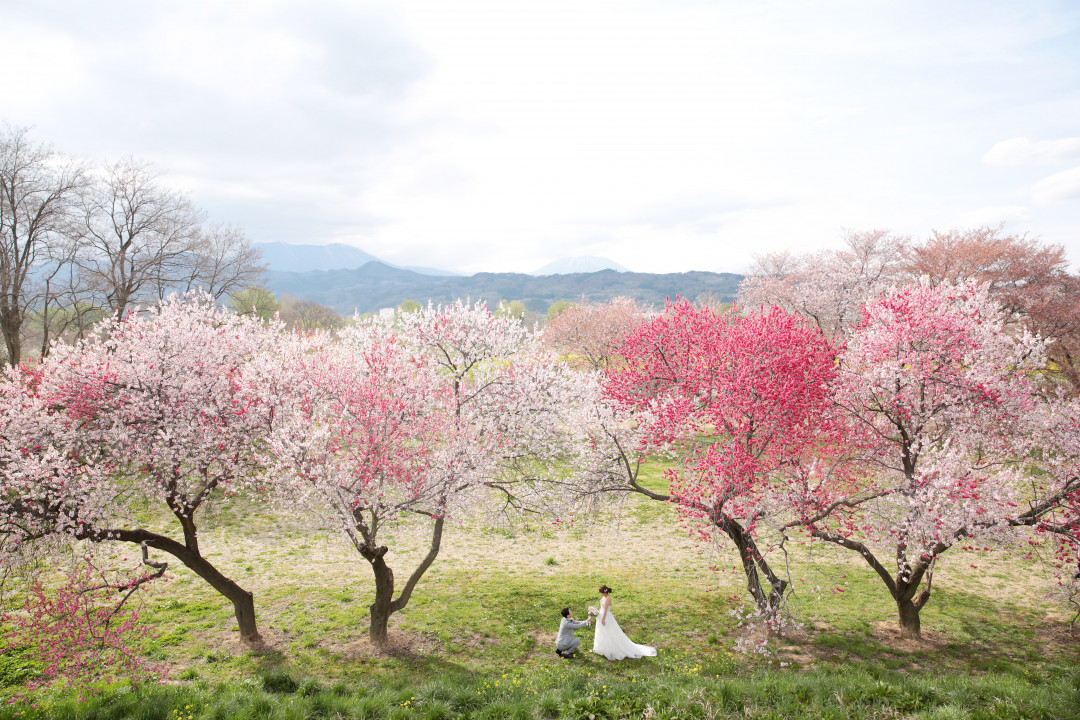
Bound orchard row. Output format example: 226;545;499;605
1;274;1077;662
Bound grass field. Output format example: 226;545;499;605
2;476;1079;719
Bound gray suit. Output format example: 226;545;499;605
556;616;591;654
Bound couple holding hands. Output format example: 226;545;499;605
555;585;657;661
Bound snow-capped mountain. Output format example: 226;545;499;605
531;256;629;275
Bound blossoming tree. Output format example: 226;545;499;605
541;296;649;370
792;282;1078;638
265;301;589;643
601;299;842;622
0;293;278;643
1021;395;1080;621
737;230;911;339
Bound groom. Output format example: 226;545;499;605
555;607;592;658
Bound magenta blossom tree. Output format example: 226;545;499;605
600;300;842;622
0;553;168;697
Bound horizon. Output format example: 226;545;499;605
258;241;650;276
3;1;1079;274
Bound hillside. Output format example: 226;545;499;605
264;262;744;314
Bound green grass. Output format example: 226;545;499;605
3;468;1079;718
8;557;1070;719
4;665;1077;720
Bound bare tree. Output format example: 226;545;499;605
0;125;85;365
172;223;265;301
76;158;204;319
31;234;103;356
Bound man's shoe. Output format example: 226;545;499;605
555;649;564;657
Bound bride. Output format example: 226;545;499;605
591;585;656;660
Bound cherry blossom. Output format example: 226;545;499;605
737;230;911;339
266;301;591;643
794;281;1056;638
1;292;278;643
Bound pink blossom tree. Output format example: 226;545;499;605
263;329;452;644
790;281;1078;638
600;299;842;622
1021;396;1080;628
265;301;589;644
737;230;911;340
0;293;278;643
541;296;649;370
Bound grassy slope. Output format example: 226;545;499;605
2;465;1079;719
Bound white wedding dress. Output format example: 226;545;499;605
591;600;656;660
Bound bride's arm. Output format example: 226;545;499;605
599;598;609;625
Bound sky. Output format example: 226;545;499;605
2;0;1079;275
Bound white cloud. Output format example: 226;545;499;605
4;0;1080;273
983;137;1080;166
1033;167;1080;204
0;20;86;113
954;205;1031;227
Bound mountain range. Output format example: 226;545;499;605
255;242;743;315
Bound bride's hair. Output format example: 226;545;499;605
598;585;612;594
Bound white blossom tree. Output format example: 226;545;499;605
737;229;911;339
265;301;591;643
0;293;279;643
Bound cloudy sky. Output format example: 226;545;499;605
2;0;1079;274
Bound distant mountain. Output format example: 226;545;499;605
264;262;743;315
532;256;629;275
255;242;463;277
256;242;380;272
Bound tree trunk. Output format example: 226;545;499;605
1;310;21;366
806;528;937;640
362;516;445;645
894;582;931;640
367;552;395;645
897;597;922;639
111;528;262;644
718;513;787;622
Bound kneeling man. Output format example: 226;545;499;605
555;607;592;658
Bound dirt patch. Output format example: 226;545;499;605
868;620;949;652
1033;616;1080;646
202;627;440;660
216;627;296;656
324;629;441;659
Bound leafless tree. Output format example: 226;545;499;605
175;223;266;301
76;158;205;319
278;294;344;331
32;234;105;356
0;125;86;365
76;159;266;318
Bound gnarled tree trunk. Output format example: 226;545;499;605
718;512;788;623
362;517;445;645
110;528;262;644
